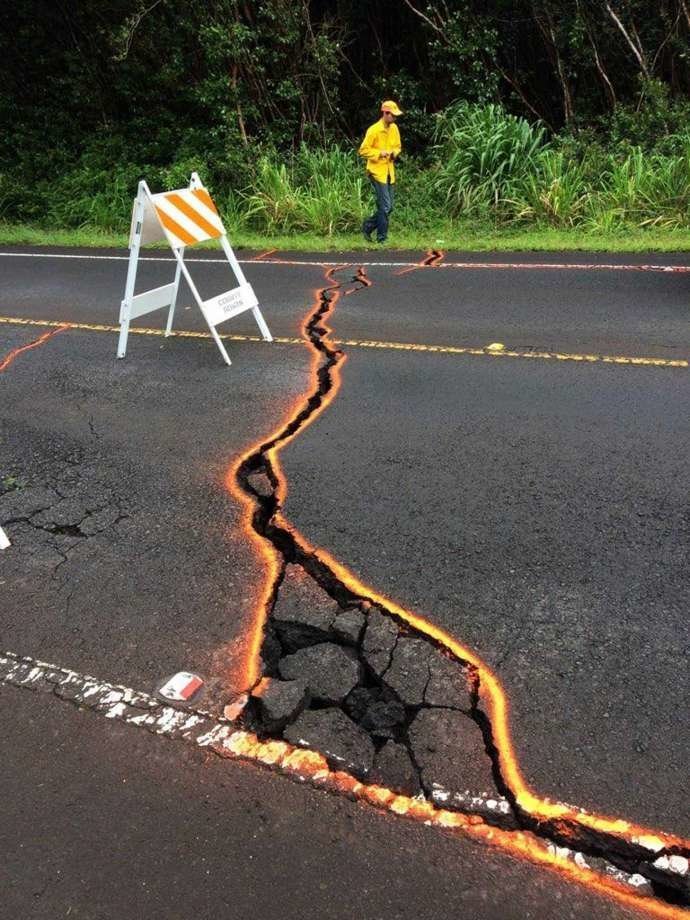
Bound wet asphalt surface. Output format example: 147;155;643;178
1;246;688;918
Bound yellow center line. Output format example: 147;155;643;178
0;315;687;369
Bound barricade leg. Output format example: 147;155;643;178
117;186;145;359
219;235;272;342
220;234;249;286
174;248;232;366
165;252;183;336
252;306;273;342
117;307;131;359
209;326;232;366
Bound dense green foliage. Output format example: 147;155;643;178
2;1;690;237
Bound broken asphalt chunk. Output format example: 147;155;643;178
0;486;59;520
362;608;398;675
246;471;274;499
251;677;310;732
382;637;433;705
272;564;341;650
32;497;88;529
78;506;122;536
409;707;499;805
372;741;422;797
279;643;361;703
424;652;474;711
332;608;365;645
284;708;374;778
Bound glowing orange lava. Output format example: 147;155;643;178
344;266;372;295
227;265;347;689
395;248;445;276
224;262;689;916
0;325;70;373
219;728;688;920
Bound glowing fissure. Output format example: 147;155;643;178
344;266;372;295
396;248;445;276
227;261;689;915
424;249;445;268
0;325;70;373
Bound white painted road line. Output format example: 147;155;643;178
0;251;688;272
0;526;10;549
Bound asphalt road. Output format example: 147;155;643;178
1;246;689;354
1;245;688;918
2;683;639;920
282;348;689;835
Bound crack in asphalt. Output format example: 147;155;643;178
1;255;687;913
231;260;690;911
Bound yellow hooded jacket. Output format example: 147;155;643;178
358;118;402;183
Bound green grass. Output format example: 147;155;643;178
2;220;690;252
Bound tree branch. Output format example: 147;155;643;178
604;1;649;77
113;0;166;62
401;0;445;37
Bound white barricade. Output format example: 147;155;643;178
117;172;272;366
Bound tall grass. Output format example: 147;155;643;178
432;104;548;214
507;150;589;226
3;106;690;237
589;145;690;229
243;147;365;235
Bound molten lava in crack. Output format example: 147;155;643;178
225;262;689;917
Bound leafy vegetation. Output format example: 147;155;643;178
1;2;689;245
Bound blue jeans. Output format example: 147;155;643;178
363;177;395;242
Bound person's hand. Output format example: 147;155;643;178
379;150;390;159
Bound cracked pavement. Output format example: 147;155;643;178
1;247;689;918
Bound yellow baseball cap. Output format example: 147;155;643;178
381;100;403;116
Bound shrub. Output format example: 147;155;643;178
432;103;548;215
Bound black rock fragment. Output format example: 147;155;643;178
279;643;361;703
284;708;374;778
260;628;283;676
344;686;406;739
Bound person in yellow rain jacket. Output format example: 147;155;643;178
359;100;402;244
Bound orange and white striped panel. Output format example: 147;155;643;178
152;186;225;248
